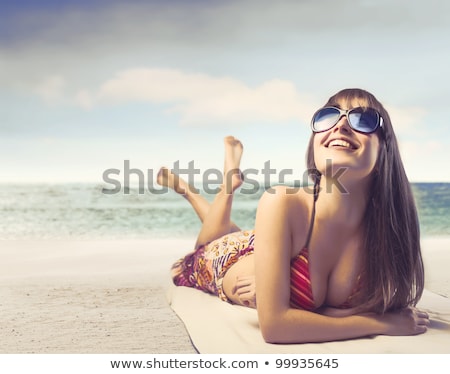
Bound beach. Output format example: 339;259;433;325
0;238;197;353
1;237;449;354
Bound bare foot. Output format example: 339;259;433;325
156;167;190;195
223;136;244;194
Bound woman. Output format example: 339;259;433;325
158;88;429;344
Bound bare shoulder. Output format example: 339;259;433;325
258;185;311;215
257;185;313;236
256;185;314;257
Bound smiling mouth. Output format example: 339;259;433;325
326;139;357;150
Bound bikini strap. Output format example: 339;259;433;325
303;181;319;249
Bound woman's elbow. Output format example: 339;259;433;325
259;315;291;344
260;323;279;344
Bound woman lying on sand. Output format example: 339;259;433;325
157;88;429;343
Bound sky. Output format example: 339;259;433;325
2;0;450;184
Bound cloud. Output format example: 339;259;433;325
4;1;449;50
24;66;432;135
384;105;427;134
75;68;318;126
400;139;449;181
31;66;430;133
33;75;66;105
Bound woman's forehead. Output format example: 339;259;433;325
331;96;370;109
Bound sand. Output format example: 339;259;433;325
0;237;448;354
0;238;197;353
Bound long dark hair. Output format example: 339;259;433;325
306;88;424;313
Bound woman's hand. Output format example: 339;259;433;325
319;305;430;336
377;306;430;336
232;275;256;308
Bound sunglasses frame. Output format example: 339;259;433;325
311;106;383;134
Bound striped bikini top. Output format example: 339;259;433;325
290;247;316;310
289;183;318;310
289;248;361;310
289;184;360;311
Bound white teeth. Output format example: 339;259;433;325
328;139;354;149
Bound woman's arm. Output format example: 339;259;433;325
254;187;429;344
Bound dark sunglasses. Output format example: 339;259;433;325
311;106;383;134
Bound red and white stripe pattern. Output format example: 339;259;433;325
290;247;315;310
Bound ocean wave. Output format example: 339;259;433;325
1;183;449;240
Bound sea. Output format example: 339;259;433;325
1;182;449;240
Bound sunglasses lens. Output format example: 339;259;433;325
348;108;379;133
312;107;340;132
312;107;381;133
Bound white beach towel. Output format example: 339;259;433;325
167;286;450;354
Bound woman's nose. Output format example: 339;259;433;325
333;115;352;133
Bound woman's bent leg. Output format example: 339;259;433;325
157;166;211;222
193;136;244;248
156;166;241;233
163;136;246;300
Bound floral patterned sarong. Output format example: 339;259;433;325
171;230;255;302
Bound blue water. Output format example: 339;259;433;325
0;183;449;240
